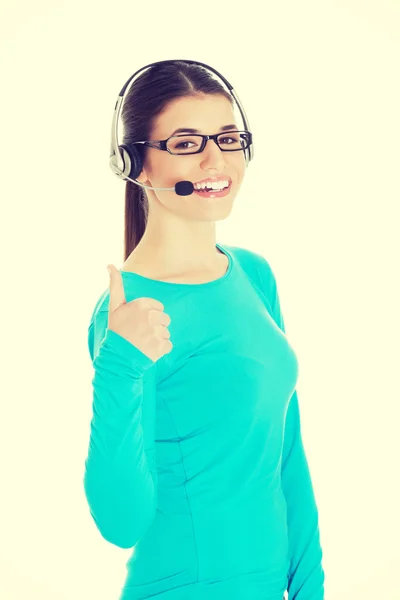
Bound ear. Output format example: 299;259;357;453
135;168;149;184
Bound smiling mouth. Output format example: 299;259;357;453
193;181;232;193
193;180;232;195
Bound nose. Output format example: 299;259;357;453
200;137;226;169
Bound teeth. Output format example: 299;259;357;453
194;180;230;191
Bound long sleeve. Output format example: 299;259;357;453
265;264;325;599
83;307;158;549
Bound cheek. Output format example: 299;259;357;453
231;154;246;178
158;156;185;179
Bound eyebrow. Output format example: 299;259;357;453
170;124;238;136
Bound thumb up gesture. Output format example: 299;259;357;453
107;264;173;363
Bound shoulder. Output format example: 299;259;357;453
223;243;276;281
223;243;280;317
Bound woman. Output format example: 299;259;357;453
83;60;325;600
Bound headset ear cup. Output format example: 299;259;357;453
119;143;143;181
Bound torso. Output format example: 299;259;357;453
121;251;229;285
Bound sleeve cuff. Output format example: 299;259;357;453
100;328;156;378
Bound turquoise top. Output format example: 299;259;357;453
83;243;325;600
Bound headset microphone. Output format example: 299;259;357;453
118;172;195;196
109;158;195;195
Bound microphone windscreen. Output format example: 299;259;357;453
175;181;194;196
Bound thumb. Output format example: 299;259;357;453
107;264;126;313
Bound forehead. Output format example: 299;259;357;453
153;95;236;136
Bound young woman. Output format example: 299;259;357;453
83;60;325;600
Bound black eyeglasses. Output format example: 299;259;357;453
131;130;252;155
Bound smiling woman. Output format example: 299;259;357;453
83;59;325;600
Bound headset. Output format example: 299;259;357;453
109;59;254;197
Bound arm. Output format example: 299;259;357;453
281;389;325;599
265;263;325;599
83;307;158;549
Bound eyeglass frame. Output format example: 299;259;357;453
130;130;253;155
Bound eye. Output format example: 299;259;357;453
175;141;196;149
220;136;237;144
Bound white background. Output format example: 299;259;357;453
1;0;399;599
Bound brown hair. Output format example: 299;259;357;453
120;61;233;262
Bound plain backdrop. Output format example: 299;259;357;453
1;1;399;599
